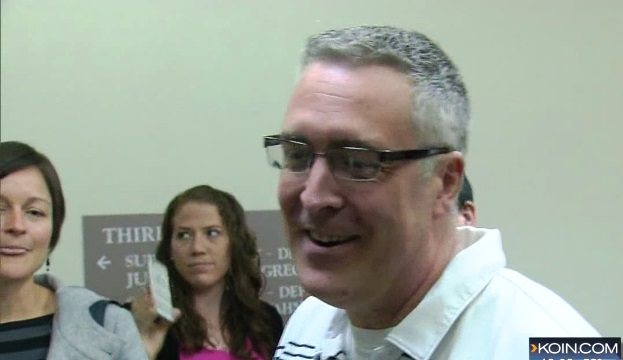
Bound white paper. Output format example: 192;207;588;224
147;257;175;322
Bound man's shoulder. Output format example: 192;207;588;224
483;268;599;335
427;268;600;359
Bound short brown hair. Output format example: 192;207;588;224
0;141;66;251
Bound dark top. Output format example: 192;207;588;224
0;314;54;360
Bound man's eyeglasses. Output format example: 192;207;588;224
263;135;453;181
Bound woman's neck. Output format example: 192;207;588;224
192;283;225;322
192;284;227;348
0;276;56;323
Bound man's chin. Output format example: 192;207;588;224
299;275;351;308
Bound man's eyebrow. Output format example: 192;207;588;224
279;132;305;142
279;132;380;149
329;139;380;149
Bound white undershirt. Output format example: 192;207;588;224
347;322;393;359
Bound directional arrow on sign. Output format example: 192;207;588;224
97;256;112;270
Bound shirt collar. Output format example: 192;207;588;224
388;227;505;359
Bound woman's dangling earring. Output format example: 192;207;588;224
46;257;50;272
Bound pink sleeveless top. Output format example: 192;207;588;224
179;339;265;360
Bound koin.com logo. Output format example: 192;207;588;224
529;338;621;360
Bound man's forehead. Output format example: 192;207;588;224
282;65;416;145
294;61;413;98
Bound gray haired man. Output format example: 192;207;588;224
264;25;599;360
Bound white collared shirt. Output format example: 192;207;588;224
274;227;599;360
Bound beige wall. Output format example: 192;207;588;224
2;0;621;336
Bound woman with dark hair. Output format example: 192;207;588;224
0;141;149;360
133;185;283;360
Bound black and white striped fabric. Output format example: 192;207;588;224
274;341;346;360
273;341;415;360
0;314;53;360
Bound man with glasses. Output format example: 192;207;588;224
265;26;599;359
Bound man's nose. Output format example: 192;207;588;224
299;156;344;214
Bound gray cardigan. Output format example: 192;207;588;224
35;274;148;360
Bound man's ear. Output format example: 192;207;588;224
459;201;477;226
432;152;464;218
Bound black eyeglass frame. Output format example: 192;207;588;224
263;135;454;181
